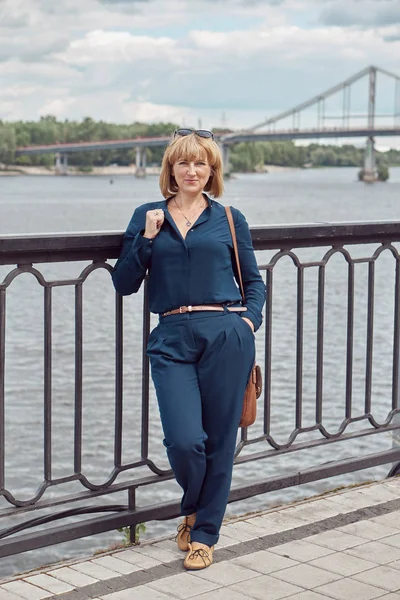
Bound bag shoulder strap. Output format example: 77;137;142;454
225;206;246;304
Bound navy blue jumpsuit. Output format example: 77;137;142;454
112;194;266;546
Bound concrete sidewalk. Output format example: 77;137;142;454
1;477;399;600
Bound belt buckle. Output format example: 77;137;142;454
179;306;192;313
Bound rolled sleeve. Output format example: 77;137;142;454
111;207;153;295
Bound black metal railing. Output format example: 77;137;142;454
0;221;400;558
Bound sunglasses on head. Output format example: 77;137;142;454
174;128;214;140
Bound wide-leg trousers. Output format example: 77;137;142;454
146;307;255;547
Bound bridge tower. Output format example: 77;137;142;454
220;143;231;177
55;153;68;176
135;146;147;178
362;67;378;183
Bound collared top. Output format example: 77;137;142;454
111;195;266;331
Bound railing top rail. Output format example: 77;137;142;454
1;220;400;265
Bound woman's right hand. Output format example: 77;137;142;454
143;209;165;239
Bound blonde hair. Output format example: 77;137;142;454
159;132;224;198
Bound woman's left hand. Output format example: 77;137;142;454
241;317;254;333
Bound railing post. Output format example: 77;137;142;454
391;261;400;476
128;486;137;544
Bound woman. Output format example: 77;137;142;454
112;129;265;570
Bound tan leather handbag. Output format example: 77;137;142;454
225;207;262;427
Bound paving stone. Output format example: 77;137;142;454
271;563;341;588
278;593;335;600
109;550;159;569
345;540;400;565
70;563;119;581
305;529;366;551
376;594;400;600
81;582;114;598
147;572;219;599
383;480;400;493
0;589;28;600
110;570;155;588
153;561;183;577
352;565;400;591
242;536;275;553
243;515;284;534
242;517;279;543
213;548;238;563
315;577;387;600
100;586;171;600
232;549;299;574
1;582;51;600
90;557;139;575
97;576;135;593
231;573;302;600
381;534;400;549
24;575;74;595
390;560;400;571
52;588;91;600
224;519;272;539
214;546;239;563
284;500;341;523
221;522;260;542
190;561;258;585
90;556;130;577
151;539;184;558
50;568;98;588
270;539;334;562
308;551;377;576
128;544;178;563
215;534;239;548
326;490;377;511
358;485;400;504
251;512;306;533
337;520;399;540
371;512;400;530
187;587;252;599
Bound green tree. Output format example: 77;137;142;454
0;124;16;166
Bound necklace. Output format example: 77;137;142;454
173;197;206;227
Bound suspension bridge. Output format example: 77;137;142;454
15;65;400;181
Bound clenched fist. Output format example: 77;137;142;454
143;209;165;239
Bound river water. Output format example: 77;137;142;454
1;167;400;578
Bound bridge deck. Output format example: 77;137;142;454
1;477;399;600
15;126;400;155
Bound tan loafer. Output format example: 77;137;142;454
175;513;196;552
184;542;214;570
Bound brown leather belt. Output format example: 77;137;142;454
161;304;247;317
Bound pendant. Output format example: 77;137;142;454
186;220;191;227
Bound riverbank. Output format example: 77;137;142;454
0;165;160;177
0;164;301;177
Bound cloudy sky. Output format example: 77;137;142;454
0;0;400;134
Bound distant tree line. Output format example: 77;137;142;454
229;141;400;172
0;116;399;170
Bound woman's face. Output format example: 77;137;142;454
172;155;212;196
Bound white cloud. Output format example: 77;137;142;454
1;84;40;98
0;0;398;148
56;30;178;65
38;98;77;117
